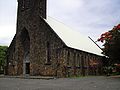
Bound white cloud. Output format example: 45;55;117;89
48;0;84;17
0;0;120;47
0;0;17;46
0;0;17;26
57;0;84;9
0;26;16;46
50;0;119;31
47;0;120;48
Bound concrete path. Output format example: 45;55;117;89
0;76;120;90
0;75;54;80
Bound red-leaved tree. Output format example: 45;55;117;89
98;24;120;65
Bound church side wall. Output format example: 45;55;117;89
62;47;103;77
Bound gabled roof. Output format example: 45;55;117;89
44;17;103;56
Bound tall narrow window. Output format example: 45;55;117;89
22;0;30;10
81;55;85;76
73;52;76;67
46;42;51;64
77;54;81;67
22;0;25;9
67;51;70;65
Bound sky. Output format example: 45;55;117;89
0;0;120;46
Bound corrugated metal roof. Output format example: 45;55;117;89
44;17;103;56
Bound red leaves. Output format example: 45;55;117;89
116;24;120;29
112;24;120;31
97;31;112;43
97;24;120;43
97;37;104;42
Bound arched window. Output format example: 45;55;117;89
20;28;30;55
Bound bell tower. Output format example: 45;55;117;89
17;0;47;19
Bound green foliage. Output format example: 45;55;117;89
0;46;8;74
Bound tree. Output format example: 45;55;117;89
98;24;120;65
0;46;8;74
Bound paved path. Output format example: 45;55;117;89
0;76;120;90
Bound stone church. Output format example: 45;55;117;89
5;0;103;78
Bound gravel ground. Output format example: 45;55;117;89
0;76;120;90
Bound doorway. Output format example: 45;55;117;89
26;63;30;74
20;28;30;76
